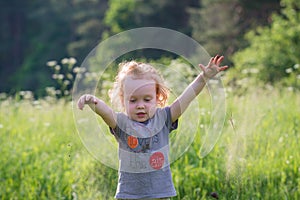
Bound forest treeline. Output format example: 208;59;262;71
1;0;299;96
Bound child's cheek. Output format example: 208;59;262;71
149;106;157;118
128;103;136;112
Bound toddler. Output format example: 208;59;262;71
77;55;228;199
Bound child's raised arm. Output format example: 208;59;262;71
170;55;228;122
77;94;117;128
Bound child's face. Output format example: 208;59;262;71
123;77;157;122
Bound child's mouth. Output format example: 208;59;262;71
136;112;146;118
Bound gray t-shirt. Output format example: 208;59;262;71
110;107;178;199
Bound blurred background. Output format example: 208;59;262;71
1;1;300;199
1;0;299;97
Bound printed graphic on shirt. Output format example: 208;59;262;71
149;152;164;170
127;135;138;149
119;145;169;173
126;134;160;152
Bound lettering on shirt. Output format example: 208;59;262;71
126;135;160;152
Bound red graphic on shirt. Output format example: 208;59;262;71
149;152;164;170
127;135;138;149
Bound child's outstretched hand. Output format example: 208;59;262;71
199;55;228;79
77;94;98;110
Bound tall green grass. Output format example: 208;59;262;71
0;87;299;199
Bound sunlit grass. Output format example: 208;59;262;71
0;87;299;199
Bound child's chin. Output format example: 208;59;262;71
135;117;148;122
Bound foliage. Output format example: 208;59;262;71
0;99;79;199
190;0;240;58
190;0;280;63
67;0;108;63
102;0;198;60
0;0;108;95
104;0;196;35
232;0;300;85
1;84;299;199
0;0;282;94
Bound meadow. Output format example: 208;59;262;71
0;86;299;200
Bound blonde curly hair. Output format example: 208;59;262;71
109;61;169;111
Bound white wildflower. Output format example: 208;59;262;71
61;58;69;64
242;69;249;74
64;90;70;95
63;80;70;85
250;68;259;74
73;67;80;73
285;68;293;74
46;60;57;67
54;65;61;71
67;73;73;80
57;74;64;80
69;57;77;65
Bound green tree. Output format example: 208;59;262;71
103;0;199;60
67;0;108;63
104;0;198;36
8;0;108;96
0;0;28;93
12;0;76;95
190;0;280;62
232;0;300;83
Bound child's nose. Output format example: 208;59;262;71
136;101;145;109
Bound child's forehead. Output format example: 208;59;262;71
124;76;156;85
123;77;156;94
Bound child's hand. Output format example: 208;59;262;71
199;55;228;79
77;94;98;110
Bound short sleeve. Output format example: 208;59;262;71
164;106;178;132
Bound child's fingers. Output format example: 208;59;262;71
77;96;85;110
216;55;224;65
77;94;98;110
199;64;206;71
85;94;91;102
207;57;214;66
219;65;228;71
85;95;98;104
212;55;219;64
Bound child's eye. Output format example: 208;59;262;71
129;99;136;103
144;98;151;102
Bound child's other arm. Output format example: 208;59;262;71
170;55;228;122
77;94;117;129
